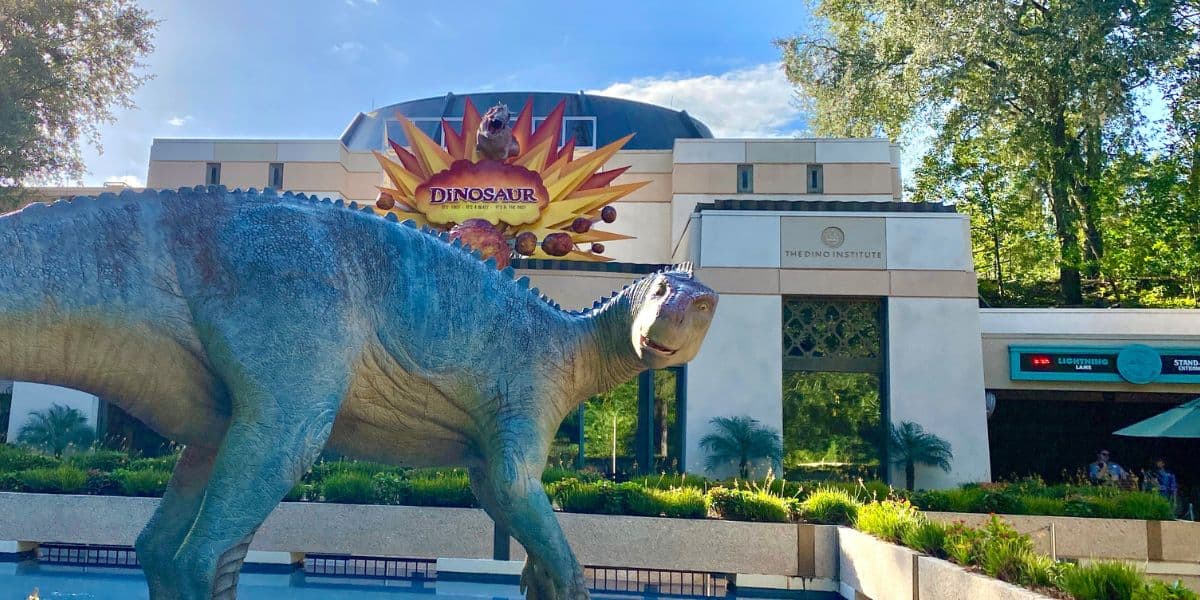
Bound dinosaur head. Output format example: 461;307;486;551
481;103;512;137
627;264;718;369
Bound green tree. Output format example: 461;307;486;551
0;0;157;207
778;0;1194;305
17;403;95;457
583;379;636;472
888;421;953;492
782;371;882;467
698;415;783;479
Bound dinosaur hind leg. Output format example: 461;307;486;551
168;398;339;600
136;445;219;600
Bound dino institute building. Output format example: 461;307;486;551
13;91;1200;491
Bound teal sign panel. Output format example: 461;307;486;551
1009;344;1200;384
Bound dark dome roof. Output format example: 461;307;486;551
340;91;712;152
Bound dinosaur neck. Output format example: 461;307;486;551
555;294;644;419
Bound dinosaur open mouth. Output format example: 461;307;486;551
641;335;677;356
488;118;505;132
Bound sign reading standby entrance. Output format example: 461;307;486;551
780;217;886;270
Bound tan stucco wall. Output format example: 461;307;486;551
823;163;894;195
693;267;977;298
145;161;207;189
753;164;809;194
672;163;738;194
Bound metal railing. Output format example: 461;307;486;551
38;543;139;568
303;554;435;580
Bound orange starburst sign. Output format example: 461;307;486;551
372;97;647;262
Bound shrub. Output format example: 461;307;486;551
17;465;87;494
114;469;170;496
1058;561;1145;600
373;473;409;505
84;469;120;495
552;479;623;515
901;520;948;557
855;499;922;543
321;472;377;504
1016;495;1069;516
1136;580;1200;600
284;482;316;502
631;473;709;491
309;460;401;483
1105;492;1175;521
0;444;59;471
404;471;476;507
976;535;1036;584
622;484;708;519
127;453;178;472
942;521;984;565
1018;551;1060;589
0;472;22;491
799;488;861;525
707;487;791;523
67;449;129;472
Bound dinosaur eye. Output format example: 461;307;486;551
695;300;710;312
654;281;669;298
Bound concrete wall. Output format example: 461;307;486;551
888;298;992;488
838;527;1054;600
0;493;833;580
5;383;98;445
683;294;783;477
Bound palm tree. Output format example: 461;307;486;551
889;421;953;491
17;404;94;457
699;416;783;479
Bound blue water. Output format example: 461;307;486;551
0;563;694;599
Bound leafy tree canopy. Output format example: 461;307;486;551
778;0;1199;307
0;0;157;206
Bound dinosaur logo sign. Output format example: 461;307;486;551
372;97;646;264
414;159;549;226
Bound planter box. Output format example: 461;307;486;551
926;511;1200;563
0;492;830;578
838;527;918;600
917;555;1052;600
838;527;1054;600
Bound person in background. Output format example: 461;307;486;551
1088;449;1128;485
1151;457;1178;504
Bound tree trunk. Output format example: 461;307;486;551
982;179;1004;301
1048;108;1084;305
739;458;749;480
1075;120;1105;290
611;413;617;475
654;391;668;459
905;461;916;492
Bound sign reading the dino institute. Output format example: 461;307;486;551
371;97;647;266
414;159;550;225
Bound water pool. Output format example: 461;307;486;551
0;562;727;599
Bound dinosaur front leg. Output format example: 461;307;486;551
168;393;341;600
472;426;589;600
136;445;219;600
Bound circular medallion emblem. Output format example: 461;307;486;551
820;226;845;248
1116;344;1162;385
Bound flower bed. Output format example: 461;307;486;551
0;445;1180;524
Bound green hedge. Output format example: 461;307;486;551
911;484;1174;521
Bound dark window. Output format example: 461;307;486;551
269;163;284;188
205;163;221;185
782;297;886;480
736;164;754;193
807;164;824;194
563;117;596;148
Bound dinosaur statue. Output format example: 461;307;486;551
0;186;718;600
477;103;521;160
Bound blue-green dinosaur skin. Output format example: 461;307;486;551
0;186;718;600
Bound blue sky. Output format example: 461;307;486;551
82;0;812;186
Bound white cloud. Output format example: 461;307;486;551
588;63;806;138
344;0;379;6
105;175;145;188
166;115;192;127
330;41;366;62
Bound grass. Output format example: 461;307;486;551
798;487;861;525
707;487;792;523
16;465;87;494
113;468;171;497
321;472;376;504
854;499;922;543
